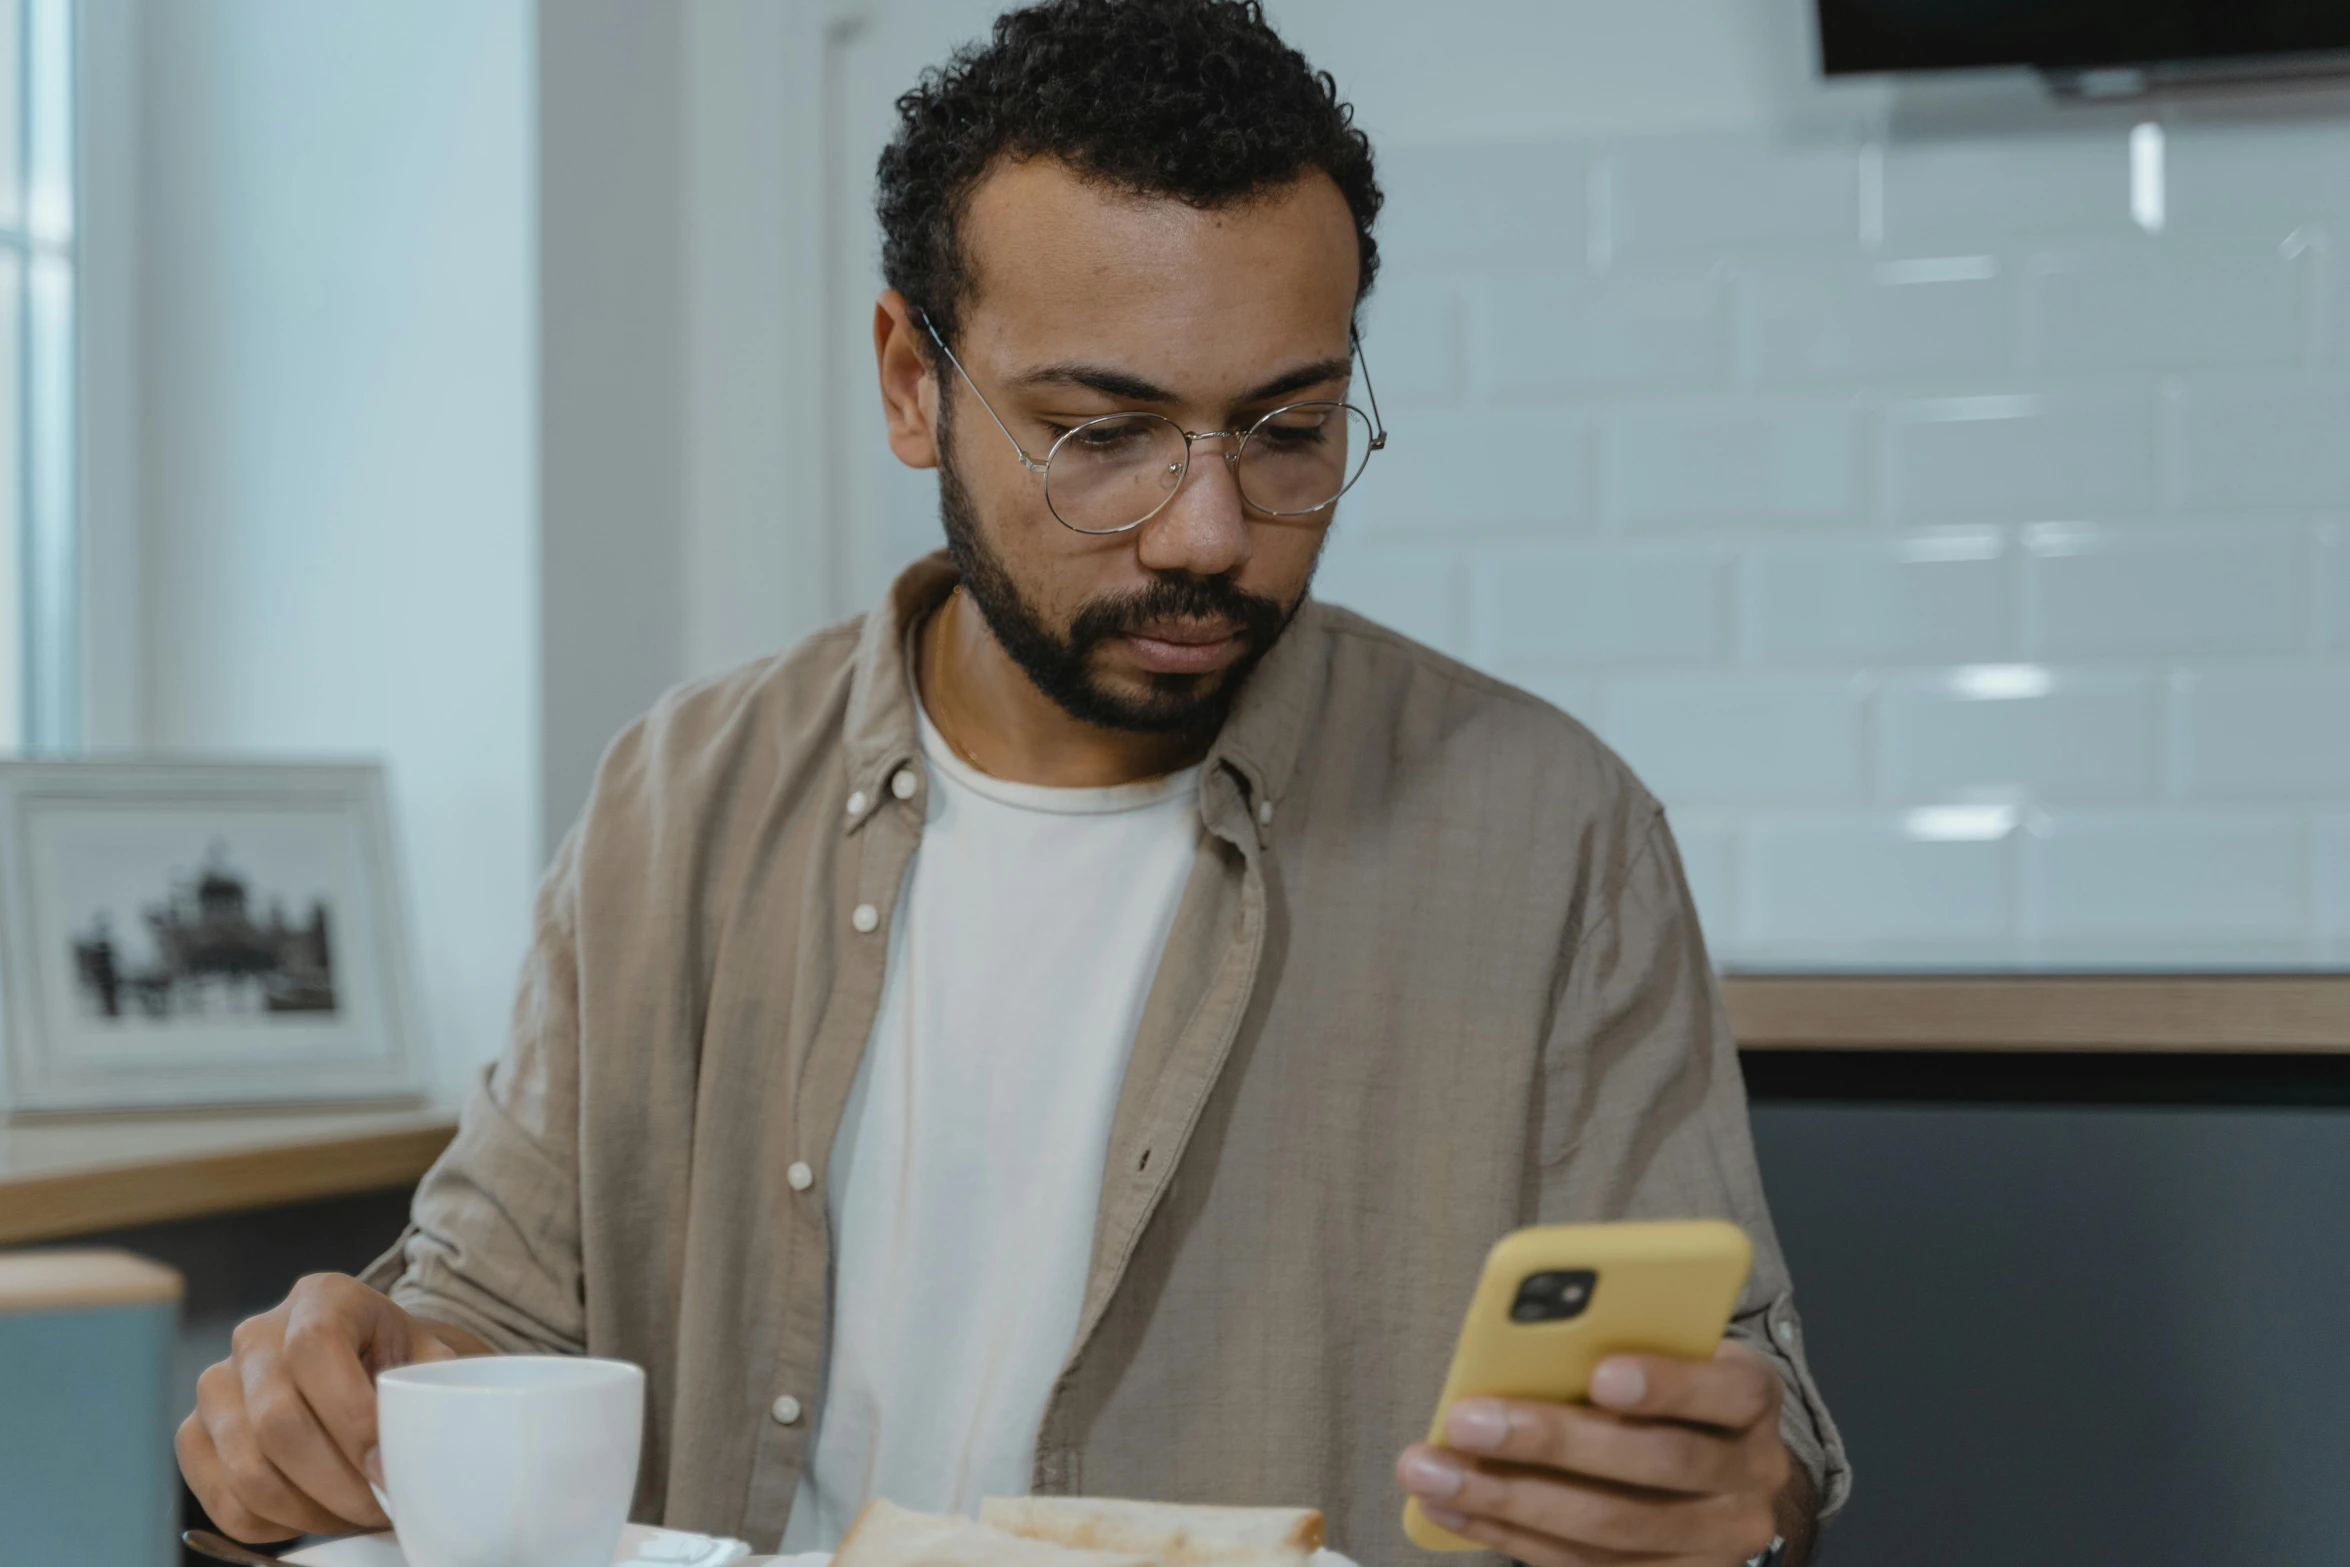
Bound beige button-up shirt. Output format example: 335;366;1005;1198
364;555;1849;1560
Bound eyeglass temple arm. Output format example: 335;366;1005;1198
918;311;1048;474
1351;325;1388;450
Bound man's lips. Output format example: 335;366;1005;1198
1118;621;1244;675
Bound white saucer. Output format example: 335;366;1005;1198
280;1522;792;1567
282;1525;1346;1567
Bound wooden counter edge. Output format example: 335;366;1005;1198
0;1248;185;1310
1725;974;2350;1053
0;1118;458;1246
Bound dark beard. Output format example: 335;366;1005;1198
935;438;1304;737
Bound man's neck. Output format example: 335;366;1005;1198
917;587;1211;788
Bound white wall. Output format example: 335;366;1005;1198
139;0;538;1083
536;0;686;854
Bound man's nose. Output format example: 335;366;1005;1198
1135;433;1252;579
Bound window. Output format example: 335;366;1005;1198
0;0;73;750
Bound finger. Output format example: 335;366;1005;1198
1442;1396;1756;1495
177;1406;298;1546
1401;1444;1771;1560
1588;1341;1781;1432
243;1356;391;1529
281;1279;402;1484
405;1320;463;1364
1413;1500;1649;1567
199;1359;355;1540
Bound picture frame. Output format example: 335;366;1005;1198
0;760;429;1116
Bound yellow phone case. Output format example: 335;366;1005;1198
1402;1220;1754;1553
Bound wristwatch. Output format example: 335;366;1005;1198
1745;1537;1787;1567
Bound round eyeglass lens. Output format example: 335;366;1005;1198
1043;413;1189;534
1236;402;1374;518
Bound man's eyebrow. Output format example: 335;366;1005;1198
1011;363;1179;403
1240;357;1353;406
1007;356;1355;409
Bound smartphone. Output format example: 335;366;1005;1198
1402;1220;1754;1553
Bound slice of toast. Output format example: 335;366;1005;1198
833;1498;1159;1567
977;1496;1325;1567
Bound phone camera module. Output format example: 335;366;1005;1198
1509;1269;1597;1323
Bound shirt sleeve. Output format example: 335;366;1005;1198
1533;809;1852;1519
356;826;589;1357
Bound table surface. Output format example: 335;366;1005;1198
0;1101;459;1245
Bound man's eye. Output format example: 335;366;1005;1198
1061;422;1151;452
1255;418;1331;450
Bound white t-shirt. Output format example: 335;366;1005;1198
779;707;1203;1552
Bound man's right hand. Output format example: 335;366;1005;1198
176;1272;489;1543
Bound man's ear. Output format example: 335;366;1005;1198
874;290;941;471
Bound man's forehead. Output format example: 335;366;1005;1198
955;156;1359;377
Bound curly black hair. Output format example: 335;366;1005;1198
877;0;1381;355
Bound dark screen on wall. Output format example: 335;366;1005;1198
1819;0;2350;74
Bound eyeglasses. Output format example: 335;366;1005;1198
920;313;1388;536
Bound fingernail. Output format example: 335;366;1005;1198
1590;1358;1646;1408
1422;1505;1469;1531
362;1447;384;1486
1444;1399;1509;1452
1401;1451;1465;1499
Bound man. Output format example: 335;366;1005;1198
179;3;1847;1563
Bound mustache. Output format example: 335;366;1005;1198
1067;575;1289;656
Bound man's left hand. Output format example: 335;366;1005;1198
1395;1340;1794;1566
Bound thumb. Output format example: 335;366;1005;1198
405;1324;462;1366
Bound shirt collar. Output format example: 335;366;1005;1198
839;553;955;795
840;551;1324;825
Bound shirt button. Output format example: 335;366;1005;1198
851;903;880;933
845;790;869;817
1257;799;1275;825
771;1394;803;1425
891;767;919;800
787;1160;814;1192
1775;1318;1796;1345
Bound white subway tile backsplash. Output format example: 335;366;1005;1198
1885;388;2156;521
1596;673;1868;805
2025;813;2307;942
1469;544;1731;667
2320;817;2350;950
2167;124;2350;234
1605;403;1860;530
1742;818;2012;947
1749;532;2011;664
2324;528;2350;654
1482;270;1730;394
1296;118;2350;967
1377;141;1588;270
1606;134;1859;257
1881;133;2135;245
1751;256;2014;383
2176;668;2350;799
1311;541;1462;657
2025;241;2310;372
1350;407;1593;534
1359;278;1465;408
2023;523;2307;658
1880;670;2160;803
2169;375;2350;511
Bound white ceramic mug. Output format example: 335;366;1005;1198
374;1355;645;1567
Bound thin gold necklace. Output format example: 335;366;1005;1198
924;587;994;776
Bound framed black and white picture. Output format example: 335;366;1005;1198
0;761;428;1116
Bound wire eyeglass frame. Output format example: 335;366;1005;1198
918;311;1389;536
